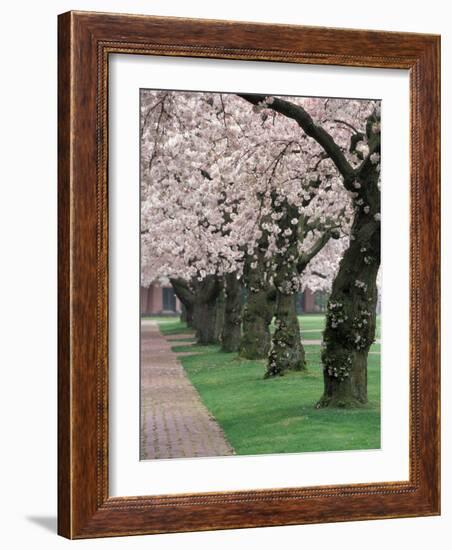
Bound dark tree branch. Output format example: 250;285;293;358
333;119;360;134
312;153;329;171
237;94;355;181
171;275;223;307
200;169;212;180
170;278;195;307
140;94;168;138
297;230;336;273
200;275;222;302
147;100;167;171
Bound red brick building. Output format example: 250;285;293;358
141;283;182;316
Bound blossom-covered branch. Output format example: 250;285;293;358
237;93;356;183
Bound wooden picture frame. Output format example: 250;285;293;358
58;10;440;539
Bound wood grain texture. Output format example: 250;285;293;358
57;10;72;539
57;10;440;539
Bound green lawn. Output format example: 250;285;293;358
151;316;381;456
268;314;381;339
148;313;381;340
297;314;381;340
300;331;323;340
144;317;194;336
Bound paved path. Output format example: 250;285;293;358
140;321;234;460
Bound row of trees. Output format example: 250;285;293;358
140;90;381;408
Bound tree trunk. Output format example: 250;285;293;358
180;304;187;323
221;273;243;352
180;303;194;327
214;287;225;343
318;203;380;408
171;278;195;329
193;276;223;345
263;198;309;377
239;285;275;359
193;300;220;344
185;302;194;328
171;275;222;344
266;291;306;377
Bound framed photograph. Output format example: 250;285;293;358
58;11;440;538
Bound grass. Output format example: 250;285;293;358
298;314;381;339
300;331;323;340
144;317;195;336
272;313;381;344
145;313;381;340
150;315;381;456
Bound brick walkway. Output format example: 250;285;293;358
140;321;234;460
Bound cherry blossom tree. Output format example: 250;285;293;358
140;91;252;347
237;93;381;406
140;89;380;400
215;94;355;376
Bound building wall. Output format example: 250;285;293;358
141;284;182;316
303;289;316;312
